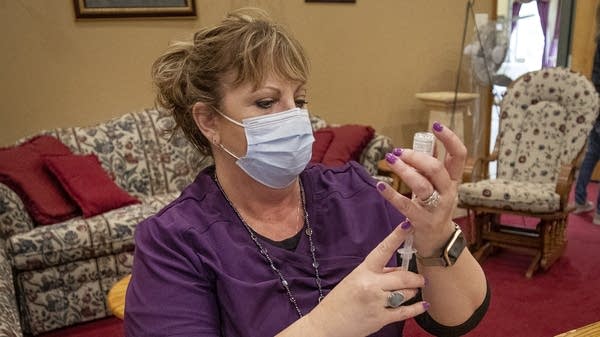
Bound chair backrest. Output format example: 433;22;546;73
496;67;599;183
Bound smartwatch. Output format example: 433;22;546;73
416;223;467;267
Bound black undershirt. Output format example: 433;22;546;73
254;226;303;251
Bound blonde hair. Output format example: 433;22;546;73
152;7;310;155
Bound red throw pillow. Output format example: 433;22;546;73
44;154;140;218
319;125;375;167
0;135;80;225
310;130;335;164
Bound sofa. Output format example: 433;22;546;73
0;109;393;336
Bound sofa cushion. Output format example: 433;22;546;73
0;135;80;225
313;125;375;167
45;154;140;218
311;130;334;163
15;251;134;335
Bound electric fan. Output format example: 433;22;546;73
463;19;511;87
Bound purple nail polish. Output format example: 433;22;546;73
377;182;386;191
401;220;411;230
423;302;430;310
385;153;397;164
432;122;443;132
392;148;403;156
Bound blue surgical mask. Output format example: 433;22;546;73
216;107;315;189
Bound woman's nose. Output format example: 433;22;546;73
280;99;296;111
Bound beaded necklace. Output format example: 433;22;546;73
213;175;324;317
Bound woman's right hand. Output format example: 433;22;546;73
300;222;428;337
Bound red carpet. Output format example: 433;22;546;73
405;182;600;337
40;184;600;337
39;316;123;337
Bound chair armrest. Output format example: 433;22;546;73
555;163;576;210
462;151;498;183
557;144;587;210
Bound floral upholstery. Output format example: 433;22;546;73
0;110;393;335
7;194;178;272
459;68;599;212
0;240;22;337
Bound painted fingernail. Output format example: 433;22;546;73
423;301;430;310
432;122;443;132
401;220;411;230
377;182;386;191
385;153;397;164
392;148;403;156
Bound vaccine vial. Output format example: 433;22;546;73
412;132;435;156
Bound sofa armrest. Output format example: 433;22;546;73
359;133;393;176
0;183;34;240
0;241;23;337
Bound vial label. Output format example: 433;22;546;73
413;132;434;156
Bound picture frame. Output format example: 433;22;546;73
305;0;355;2
74;0;196;19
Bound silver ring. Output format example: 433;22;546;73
418;190;440;210
386;291;405;308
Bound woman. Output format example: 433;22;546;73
125;8;489;337
572;3;600;224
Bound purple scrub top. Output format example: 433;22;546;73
125;162;406;337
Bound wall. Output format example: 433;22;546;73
0;0;492;149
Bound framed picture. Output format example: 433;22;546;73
74;0;196;19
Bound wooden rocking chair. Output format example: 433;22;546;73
458;67;599;278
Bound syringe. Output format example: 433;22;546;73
398;132;435;271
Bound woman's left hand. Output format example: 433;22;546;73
376;122;467;257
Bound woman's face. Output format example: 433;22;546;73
217;73;308;157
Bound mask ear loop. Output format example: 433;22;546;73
214;108;244;127
218;143;241;160
211;107;243;160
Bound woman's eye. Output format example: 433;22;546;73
295;99;308;108
255;100;274;109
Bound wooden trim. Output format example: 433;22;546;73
570;0;599;78
73;0;196;19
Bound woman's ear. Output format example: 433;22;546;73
192;102;219;145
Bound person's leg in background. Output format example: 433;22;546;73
574;125;600;216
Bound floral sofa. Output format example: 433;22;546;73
0;109;393;336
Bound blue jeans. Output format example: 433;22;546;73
575;121;600;213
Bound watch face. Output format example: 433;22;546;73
448;232;467;262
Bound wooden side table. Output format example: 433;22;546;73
554;321;600;336
377;160;411;195
107;274;131;319
415;91;479;160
